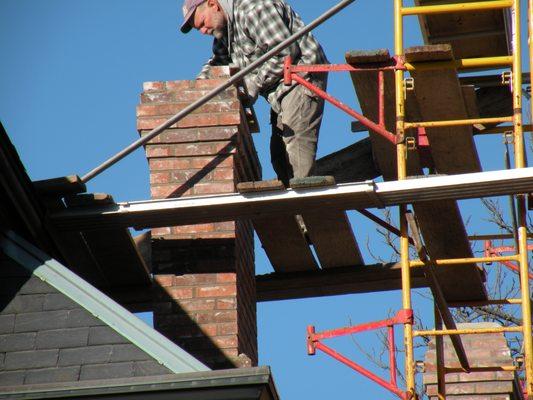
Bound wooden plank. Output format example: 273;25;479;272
415;0;508;59
303;211;364;268
256;263;427;302
253;215;319;272
406;45;481;175
347;47;486;302
346;49;424;180
33;175;86;196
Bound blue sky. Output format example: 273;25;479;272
0;1;531;399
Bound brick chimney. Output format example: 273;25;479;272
137;67;261;369
423;322;523;399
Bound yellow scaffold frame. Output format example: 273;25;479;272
394;0;532;398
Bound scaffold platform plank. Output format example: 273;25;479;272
303;210;364;268
415;0;509;59
405;44;481;175
253;215;319;272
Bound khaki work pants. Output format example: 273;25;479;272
270;81;326;186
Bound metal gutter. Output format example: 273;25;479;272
51;167;533;231
0;230;209;374
0;367;277;400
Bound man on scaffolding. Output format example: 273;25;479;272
180;0;329;186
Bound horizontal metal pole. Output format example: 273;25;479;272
401;0;512;15
468;233;533;240
50;167;533;231
80;0;356;183
445;365;518;373
405;116;513;129
477;124;533;135
404;56;513;71
410;254;520;267
448;298;522;307
414;326;522;337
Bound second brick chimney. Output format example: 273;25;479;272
137;67;261;369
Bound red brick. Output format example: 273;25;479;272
193;78;230;89
195;310;237;324
154;275;174;287
179;299;216;312
198;127;238;141
190;155;233;169
218;112;241;125
194;182;235;194
150;172;171;184
166;80;193;91
215;221;236;232
140;91;174;103
158;130;199;144
172;224;215;234
150;185;193;198
218;322;238;335
216;298;237;310
149;158;191;171
151;227;171;236
166;287;194;299
213;168;234;181
199;324;218;337
197;285;237;298
216;273;236;283
213;335;238;349
146;145;172;157
143;81;166;91
174;274;217;285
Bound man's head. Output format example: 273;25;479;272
181;0;227;40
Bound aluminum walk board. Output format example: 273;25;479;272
50;168;533;232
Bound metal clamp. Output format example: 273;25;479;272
501;71;512;86
503;131;514;145
406;136;417;151
403;77;415;99
415;360;425;373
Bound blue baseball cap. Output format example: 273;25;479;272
181;0;206;33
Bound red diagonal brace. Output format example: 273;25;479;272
307;309;413;400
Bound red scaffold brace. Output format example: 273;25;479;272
307;309;414;400
484;240;533;279
282;55;430;158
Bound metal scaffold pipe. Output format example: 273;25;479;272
80;0;356;184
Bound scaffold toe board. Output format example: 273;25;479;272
49;167;533;232
405;44;482;174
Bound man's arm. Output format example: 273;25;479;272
197;36;231;79
242;1;301;98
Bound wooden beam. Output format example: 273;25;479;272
33;175;86;196
256;263;427;302
315;138;380;183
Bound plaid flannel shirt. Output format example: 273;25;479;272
198;0;328;113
